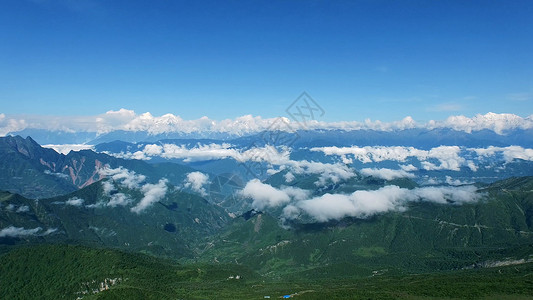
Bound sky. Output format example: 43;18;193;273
0;0;532;122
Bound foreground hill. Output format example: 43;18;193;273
0;244;532;299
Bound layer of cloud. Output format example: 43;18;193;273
131;179;169;214
313;145;467;171
42;144;94;155
286;185;481;222
99;167;146;189
111;143;354;186
97;167;169;212
3;204;30;213
183;172;209;196
240;179;311;210
65;197;84;207
2;110;532;136
0;226;57;238
472;146;533;163
360;168;415;180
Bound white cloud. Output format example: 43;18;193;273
360;168;415;180
240;179;291;210
284;172;295;183
430;112;533;134
112;143;354;186
286;185;481;222
42;144;94;155
445;176;473;186
312;145;466;171
131;179;168;214
102;180;116;194
107;193;131;207
97;168;170;212
16;205;30;213
65;197;84;207
0;226;42;237
472;146;533;163
240;179;311;210
99;167;146;189
44;170;69;179
183;171;209;196
100;180;131;207
400;164;418;172
1;111;532;136
160;143;239;162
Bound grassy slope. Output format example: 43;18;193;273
201;177;533;277
0;244;532;300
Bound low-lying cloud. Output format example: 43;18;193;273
65;197;84;207
286;185;481;222
0;226;57;238
111;143;355;186
183;171;209;196
99;167;146;189
238;180;482;223
240;179;311;210
131;179;169;214
97;167;169;213
360;168;415;180
42;144;94;155
312;145;469;171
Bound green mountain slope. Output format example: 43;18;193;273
201;177;533;277
1;244;532;300
0;180;231;259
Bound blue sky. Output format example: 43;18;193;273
0;0;532;122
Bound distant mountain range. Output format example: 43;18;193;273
8;127;533;148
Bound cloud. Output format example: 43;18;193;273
313;145;465;171
99;167;146;189
5;204;30;213
44;170;69;179
284;172;295;183
0;226;41;237
2;111;532;136
240;179;291;210
445;176;473;186
111;143;354;186
107;193;131;207
16;205;30;213
97;167;171;212
183;171;209;196
360;168;415;180
240;179;311;210
65;197;84;207
472;146;533;163
131;179;168;214
400;164;418;172
100;180;131;207
42;144;94;155
428;113;533;135
285;185;481;222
